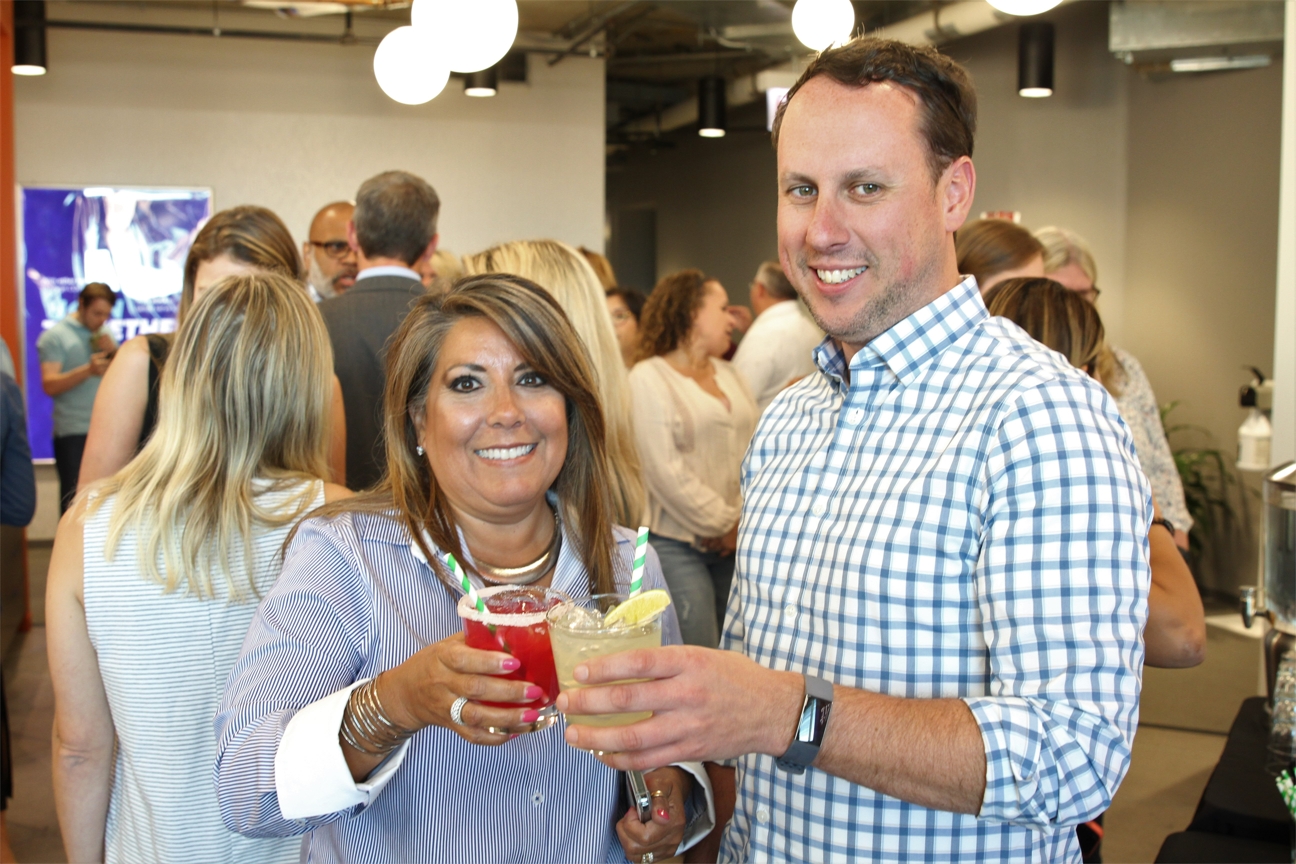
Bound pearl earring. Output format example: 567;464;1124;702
416;445;425;456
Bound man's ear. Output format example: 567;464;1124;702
941;156;977;234
417;234;440;267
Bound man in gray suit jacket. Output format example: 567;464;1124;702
320;170;439;490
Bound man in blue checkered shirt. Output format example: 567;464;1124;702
558;37;1150;863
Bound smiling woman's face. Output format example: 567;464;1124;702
417;316;568;523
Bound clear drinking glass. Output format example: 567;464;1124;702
547;593;666;728
457;585;569;733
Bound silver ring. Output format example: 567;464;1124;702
449;696;469;726
640;854;654;864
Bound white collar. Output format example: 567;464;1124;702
356;265;421;283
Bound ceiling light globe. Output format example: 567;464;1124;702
373;26;450;105
412;0;518;74
987;0;1064;16
791;0;855;52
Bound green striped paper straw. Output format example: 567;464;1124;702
448;553;485;614
628;526;649;597
451;552;506;646
1278;770;1296;818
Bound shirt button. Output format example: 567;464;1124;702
531;792;544;806
784;604;798;622
845;407;865;425
756;806;771;824
811;500;826;517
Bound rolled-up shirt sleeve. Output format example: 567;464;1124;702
965;377;1150;828
214;516;377;837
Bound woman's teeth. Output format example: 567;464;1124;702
476;444;537;461
816;267;867;284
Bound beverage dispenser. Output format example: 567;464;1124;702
1241;462;1296;701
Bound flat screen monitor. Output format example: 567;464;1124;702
20;185;212;460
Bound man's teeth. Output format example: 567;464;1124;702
816;267;867;284
476;444;537;461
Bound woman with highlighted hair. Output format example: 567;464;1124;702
215;274;713;864
47;273;352;864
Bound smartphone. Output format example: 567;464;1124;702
624;769;652;823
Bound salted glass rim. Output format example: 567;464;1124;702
456;584;571;627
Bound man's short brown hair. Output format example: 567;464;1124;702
772;37;977;184
78;282;117;308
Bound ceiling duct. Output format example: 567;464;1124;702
622;0;1020;138
1109;1;1285;73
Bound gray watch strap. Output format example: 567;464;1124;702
775;675;834;774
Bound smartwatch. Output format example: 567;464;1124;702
775;674;834;774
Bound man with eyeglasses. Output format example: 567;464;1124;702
303;201;359;300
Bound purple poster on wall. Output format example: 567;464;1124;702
21;186;212;460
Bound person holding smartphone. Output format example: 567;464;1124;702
37;282;118;512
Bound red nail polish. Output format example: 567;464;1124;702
501;658;521;671
656;807;669;820
521;709;540;723
524;685;543;699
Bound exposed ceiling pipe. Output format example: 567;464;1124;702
620;0;1019;137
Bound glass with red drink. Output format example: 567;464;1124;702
457;585;568;733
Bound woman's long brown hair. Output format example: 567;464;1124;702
308;273;620;596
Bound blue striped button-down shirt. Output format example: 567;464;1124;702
718;277;1150;863
215;509;683;864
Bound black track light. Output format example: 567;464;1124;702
13;1;48;77
1018;22;1054;98
464;65;498;98
698;76;726;138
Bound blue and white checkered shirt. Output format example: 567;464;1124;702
719;277;1150;863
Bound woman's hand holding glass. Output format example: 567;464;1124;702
616;766;691;863
376;632;547;747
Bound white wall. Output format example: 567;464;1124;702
13;25;606;260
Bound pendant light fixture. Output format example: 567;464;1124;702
13;0;48;77
464;65;498;97
1018;22;1054;98
988;0;1063;15
412;0;518;74
791;0;855;52
698;76;726;138
373;25;450;105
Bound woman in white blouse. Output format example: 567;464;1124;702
629;270;758;647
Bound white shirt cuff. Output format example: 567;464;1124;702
673;761;716;855
274;678;411;820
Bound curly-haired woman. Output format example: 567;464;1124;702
629;270;757;647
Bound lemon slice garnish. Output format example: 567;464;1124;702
603;589;672;628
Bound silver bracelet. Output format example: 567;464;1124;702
340;677;417;756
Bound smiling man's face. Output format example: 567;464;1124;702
776;76;972;357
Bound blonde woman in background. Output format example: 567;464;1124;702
79;206;348;488
1035;226;1192;550
47;273;352;864
463;239;647;528
420;247;463;293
